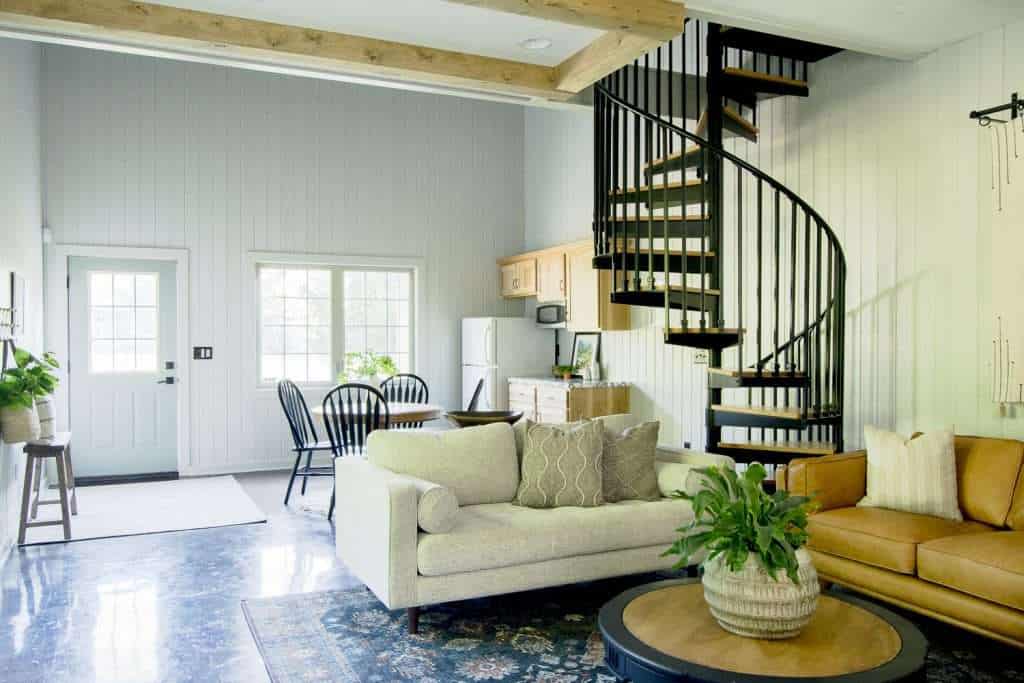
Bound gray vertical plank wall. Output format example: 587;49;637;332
42;46;525;475
525;20;1024;451
0;39;44;559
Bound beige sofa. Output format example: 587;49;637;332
334;414;732;633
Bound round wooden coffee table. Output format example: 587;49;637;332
599;579;927;682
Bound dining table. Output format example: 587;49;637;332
312;402;444;426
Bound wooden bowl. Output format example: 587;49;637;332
445;410;523;428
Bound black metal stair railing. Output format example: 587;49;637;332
592;20;847;453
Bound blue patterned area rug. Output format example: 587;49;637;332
242;576;1024;683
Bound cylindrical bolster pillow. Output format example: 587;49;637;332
654;461;708;498
416;483;459;534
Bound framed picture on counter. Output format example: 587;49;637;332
571;332;601;376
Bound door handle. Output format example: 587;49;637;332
156;377;176;385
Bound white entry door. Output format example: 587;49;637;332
68;257;178;478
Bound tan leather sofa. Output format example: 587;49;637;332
781;435;1024;648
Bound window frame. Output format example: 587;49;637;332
249;252;422;389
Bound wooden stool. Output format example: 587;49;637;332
18;432;76;544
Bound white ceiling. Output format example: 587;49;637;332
687;0;1024;59
155;0;602;66
158;0;1024;62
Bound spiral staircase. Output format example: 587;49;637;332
592;22;847;464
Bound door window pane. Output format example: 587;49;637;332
89;272;159;373
259;267;332;383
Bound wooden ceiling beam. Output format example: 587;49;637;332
555;31;662;92
0;0;569;100
446;0;685;41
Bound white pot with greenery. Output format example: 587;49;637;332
338;352;398;388
664;463;819;639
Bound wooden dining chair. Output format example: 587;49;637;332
277;379;335;513
380;373;429;428
322;383;391;519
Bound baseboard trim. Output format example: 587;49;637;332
75;471;179;487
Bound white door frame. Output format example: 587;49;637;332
49;245;191;474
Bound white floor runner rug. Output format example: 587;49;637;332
21;475;266;545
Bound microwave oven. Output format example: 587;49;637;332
536;303;566;328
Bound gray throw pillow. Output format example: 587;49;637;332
603;420;661;502
514;420;604;508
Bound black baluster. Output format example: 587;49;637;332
736;165;743;374
815;222;823;417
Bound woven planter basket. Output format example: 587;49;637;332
701;547;820;639
1;404;41;444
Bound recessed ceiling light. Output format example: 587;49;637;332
519;37;553;50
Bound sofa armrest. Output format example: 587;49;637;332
657;446;736;470
785;450;867;511
334;458;420;610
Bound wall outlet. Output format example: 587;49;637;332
694;351;708;365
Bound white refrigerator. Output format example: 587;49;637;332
462;317;554;410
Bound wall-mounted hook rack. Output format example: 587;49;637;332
970;92;1024;123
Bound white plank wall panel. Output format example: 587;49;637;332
526;20;1024;452
43;46;525;475
0;38;44;560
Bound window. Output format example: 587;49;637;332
344;271;411;373
257;263;414;384
89;272;159;373
259;267;332;383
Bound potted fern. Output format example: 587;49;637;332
663;463;820;639
0;349;41;444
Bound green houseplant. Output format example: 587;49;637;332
0;347;60;443
664;463;820;639
338;352;398;386
553;364;576;380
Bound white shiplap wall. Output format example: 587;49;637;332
0;38;43;560
525;19;1024;450
42;46;525;475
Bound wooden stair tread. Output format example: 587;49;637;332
696;107;759;142
610;241;714;258
717;441;836;456
667;327;741;335
611;178;703;196
655;285;721;296
708;368;806;379
722;67;808;89
711;404;802;420
644;144;702;173
604;214;710;222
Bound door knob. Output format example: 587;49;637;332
156;377;176;385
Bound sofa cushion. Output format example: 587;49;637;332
859;426;962;521
1010;462;1024;531
918;532;1024;610
515;420;604;508
954;436;1024;527
367;422;518;505
416;483;459;534
808;507;991;574
602;421;661;502
417;498;693;576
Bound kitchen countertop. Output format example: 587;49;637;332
507;376;632;389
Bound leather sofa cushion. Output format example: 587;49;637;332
417;498;693;576
1007;452;1024;531
786;451;867;511
918;532;1024;611
808;507;991;574
954;436;1024;527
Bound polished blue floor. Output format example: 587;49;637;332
0;472;357;683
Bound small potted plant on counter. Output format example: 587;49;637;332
552;364;577;381
663;463;819;639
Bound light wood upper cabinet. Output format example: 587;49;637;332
498;239;629;331
566;245;630;332
499;259;537;298
536;252;566;303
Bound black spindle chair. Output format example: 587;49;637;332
277;379;336;514
379;373;429;428
322;384;391;518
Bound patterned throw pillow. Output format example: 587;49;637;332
515;420;604;508
858;425;962;521
602;421;661;502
